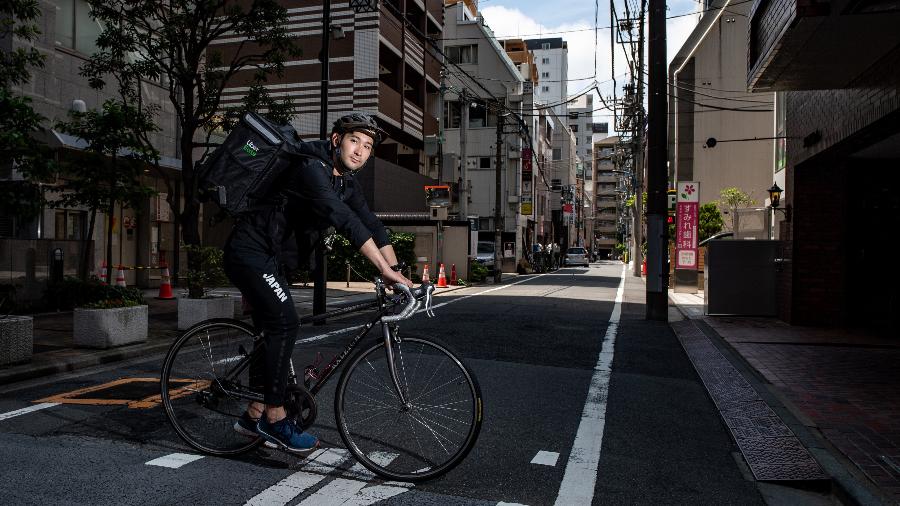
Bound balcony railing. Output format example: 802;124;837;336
379;81;403;125
380;9;403;52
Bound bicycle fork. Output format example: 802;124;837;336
382;322;411;409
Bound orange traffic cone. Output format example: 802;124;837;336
156;263;175;300
115;266;127;287
450;264;458;285
98;261;108;285
422;264;430;283
437;263;448;288
641;259;647;276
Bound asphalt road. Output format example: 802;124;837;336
0;261;764;505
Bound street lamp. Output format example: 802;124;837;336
767;183;792;239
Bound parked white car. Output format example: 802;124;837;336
475;241;496;271
564;247;590;267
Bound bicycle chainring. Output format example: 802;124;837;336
284;383;317;430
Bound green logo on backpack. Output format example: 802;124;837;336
242;140;259;157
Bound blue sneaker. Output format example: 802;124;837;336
233;411;259;438
257;417;319;454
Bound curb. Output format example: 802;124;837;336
668;299;891;506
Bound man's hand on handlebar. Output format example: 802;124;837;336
381;267;413;288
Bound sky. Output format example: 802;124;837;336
477;0;702;133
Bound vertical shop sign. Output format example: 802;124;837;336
675;181;699;269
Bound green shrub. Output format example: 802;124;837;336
45;276;145;310
469;262;488;283
326;232;417;282
181;244;228;297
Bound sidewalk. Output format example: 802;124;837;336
670;289;900;504
0;280;467;386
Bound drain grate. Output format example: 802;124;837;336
672;320;828;482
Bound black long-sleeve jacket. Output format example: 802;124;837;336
224;139;388;273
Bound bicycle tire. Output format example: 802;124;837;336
335;336;483;482
160;318;263;456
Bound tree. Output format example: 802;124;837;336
0;0;55;229
717;187;757;232
54;100;158;283
81;0;300;297
698;202;724;243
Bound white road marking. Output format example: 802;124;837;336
341;483;410;505
554;265;626;506
0;402;60;421
244;471;327;506
296;477;367;505
530;450;560;466
497;502;530;506
296;275;542;345
343;451;397;481
302;447;350;474
145;453;204;469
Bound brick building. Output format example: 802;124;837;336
747;0;900;328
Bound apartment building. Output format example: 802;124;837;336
525;38;568;117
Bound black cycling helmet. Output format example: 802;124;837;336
331;112;384;145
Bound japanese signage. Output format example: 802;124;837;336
675;181;699;270
521;147;534;216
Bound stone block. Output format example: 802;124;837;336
0;316;33;365
73;305;148;349
177;296;233;330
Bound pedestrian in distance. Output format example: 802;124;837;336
224;112;412;454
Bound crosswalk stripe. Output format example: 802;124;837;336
244;471;327;506
145;453;204;469
341;484;410;505
296;478;367;505
302;448;350;474
530;451;560;466
342;451;397;481
0;402;60;421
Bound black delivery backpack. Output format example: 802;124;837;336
197;112;299;217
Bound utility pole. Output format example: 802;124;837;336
313;0;332;323
494;103;504;284
633;0;647;278
646;0;668;320
459;90;469;219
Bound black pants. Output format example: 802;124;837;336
224;251;298;406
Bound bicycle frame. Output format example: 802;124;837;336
216;284;408;405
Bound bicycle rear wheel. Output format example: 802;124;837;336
335;336;483;482
160;318;263;456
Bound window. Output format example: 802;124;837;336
541;42;551;50
541;72;550;79
56;0;102;55
570;124;578;132
542;57;550;64
775;92;786;173
54;210;87;240
551;179;562;191
443;101;461;128
479;157;491;169
569;112;579;119
541;86;550;92
446;44;478;64
552;148;561;160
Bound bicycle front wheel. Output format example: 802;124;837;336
335;336;483;482
160;318;263;456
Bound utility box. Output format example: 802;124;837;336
705;239;780;316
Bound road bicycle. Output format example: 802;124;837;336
160;279;482;482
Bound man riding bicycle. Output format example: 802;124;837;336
223;112;413;454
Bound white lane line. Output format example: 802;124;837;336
295;275;543;345
244;471;327;506
554;264;626;506
0;402;60;421
497;502;530;506
145;453;204;469
296;477;366;505
530;450;560;467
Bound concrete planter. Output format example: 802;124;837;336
74;305;148;349
0;316;34;365
177;295;233;330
